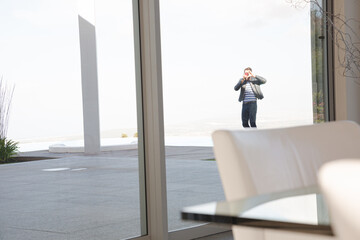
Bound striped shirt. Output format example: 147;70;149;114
243;82;257;102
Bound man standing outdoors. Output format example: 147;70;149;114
234;67;266;128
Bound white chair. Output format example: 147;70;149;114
318;159;360;240
212;121;360;240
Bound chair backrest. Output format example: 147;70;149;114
319;159;360;240
212;121;360;201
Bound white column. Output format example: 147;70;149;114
78;0;101;154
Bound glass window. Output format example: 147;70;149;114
0;1;146;239
311;0;330;123
160;0;329;232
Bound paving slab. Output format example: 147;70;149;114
0;146;224;239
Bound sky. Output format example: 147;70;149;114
160;0;313;130
0;0;313;142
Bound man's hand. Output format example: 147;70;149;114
249;71;256;78
243;72;250;82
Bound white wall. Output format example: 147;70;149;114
334;0;360;123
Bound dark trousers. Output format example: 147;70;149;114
242;101;257;128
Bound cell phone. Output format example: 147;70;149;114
244;72;249;76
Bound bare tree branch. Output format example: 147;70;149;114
287;0;360;85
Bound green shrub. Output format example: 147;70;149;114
313;90;325;123
0;138;19;163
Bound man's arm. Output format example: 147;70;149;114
234;78;245;91
252;75;266;85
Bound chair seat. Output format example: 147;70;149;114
319;159;360;240
212;121;360;240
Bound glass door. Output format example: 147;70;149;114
0;0;147;239
159;0;328;238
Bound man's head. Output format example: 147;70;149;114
244;67;252;77
244;67;252;73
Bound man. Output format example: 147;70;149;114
234;67;266;128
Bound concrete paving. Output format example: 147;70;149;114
0;146;225;240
